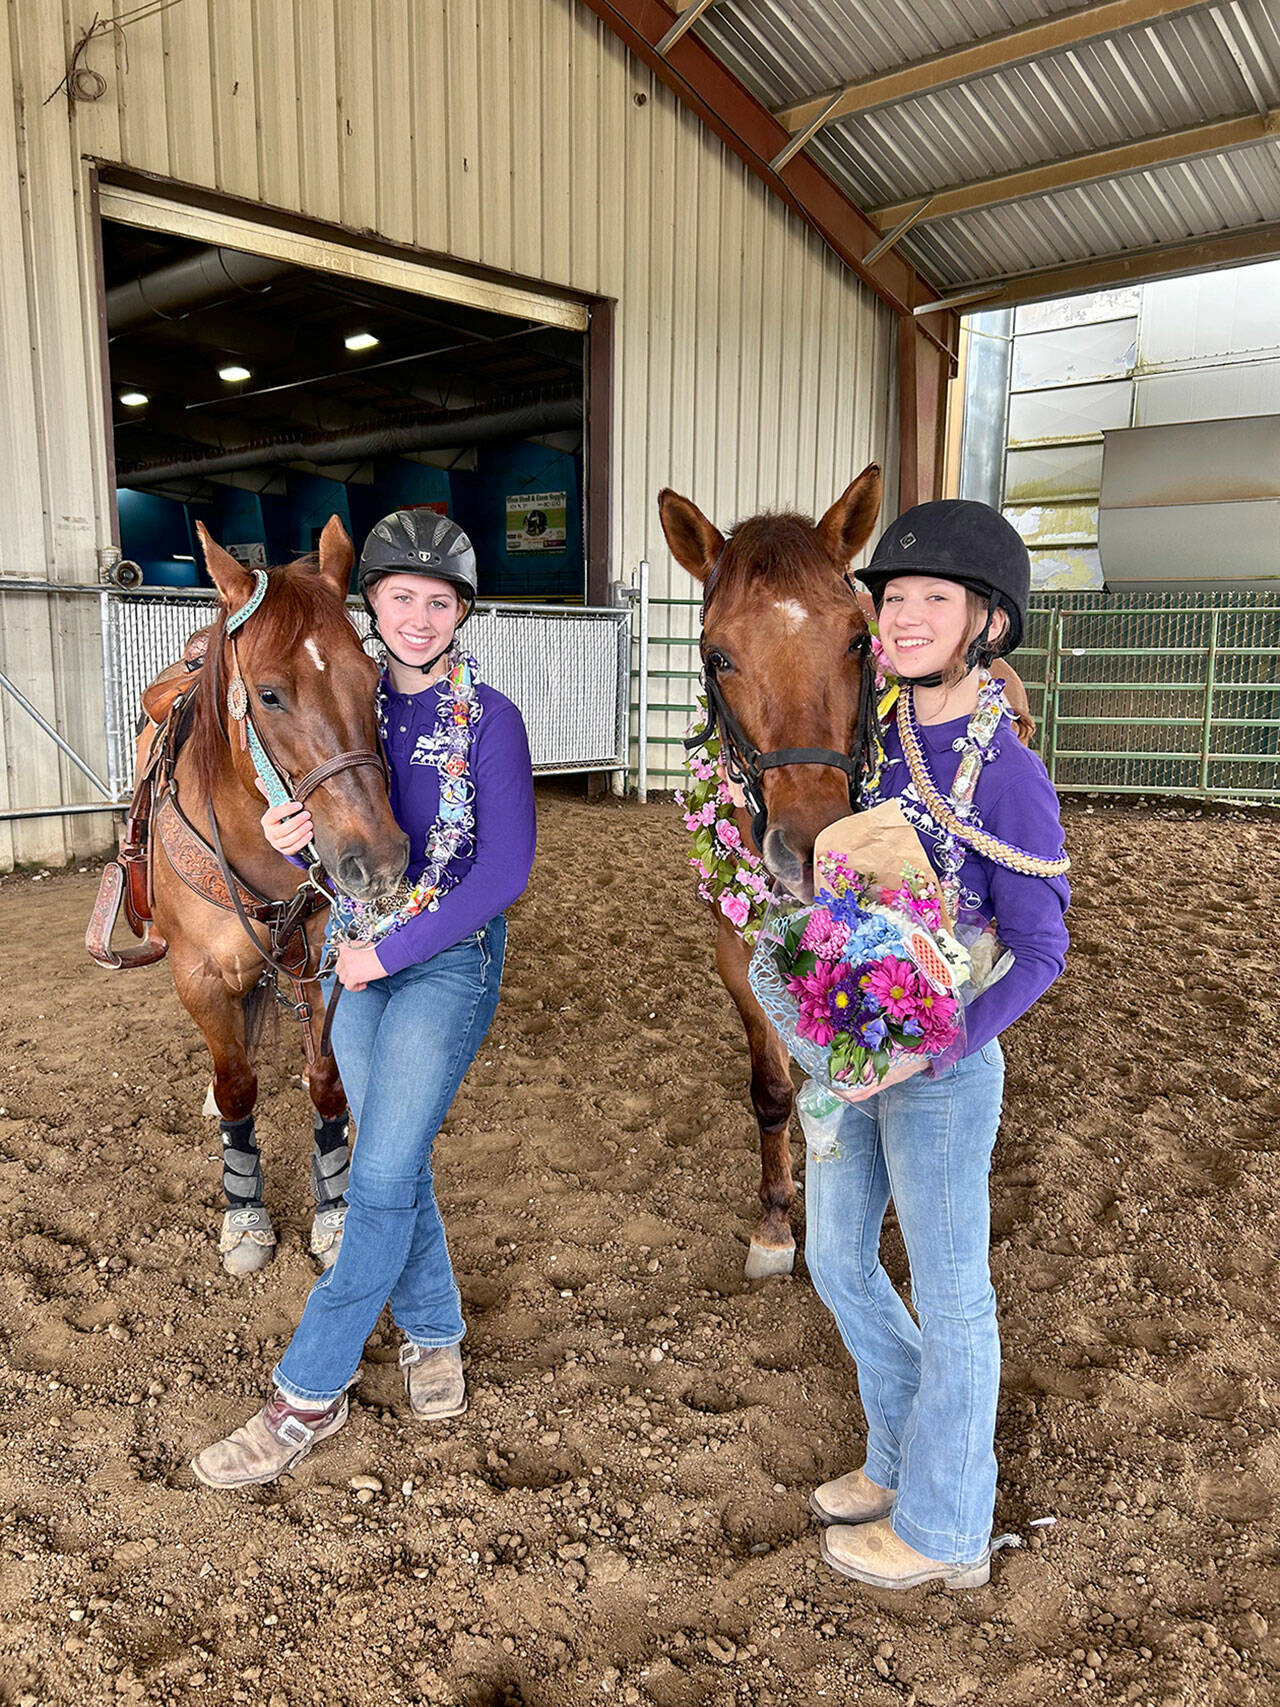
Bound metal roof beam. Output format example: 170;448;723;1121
576;0;954;353
871;107;1280;227
774;0;1210;135
656;0;719;57
911;220;1280;315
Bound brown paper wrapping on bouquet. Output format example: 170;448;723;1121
813;802;956;934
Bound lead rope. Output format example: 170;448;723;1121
897;688;1071;879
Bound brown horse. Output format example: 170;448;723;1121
659;470;1040;1279
148;520;407;1273
659;466;885;1279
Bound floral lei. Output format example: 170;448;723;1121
674;708;773;944
330;644;483;946
677;633;895;945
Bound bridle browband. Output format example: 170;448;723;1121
684;558;880;855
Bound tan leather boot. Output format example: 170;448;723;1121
191;1391;347;1489
809;1467;895;1525
399;1342;466;1420
820;1517;990;1589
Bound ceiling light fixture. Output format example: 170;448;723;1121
120;390;149;407
344;332;380;351
218;364;252;383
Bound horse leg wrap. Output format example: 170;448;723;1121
220;1115;264;1209
311;1112;350;1211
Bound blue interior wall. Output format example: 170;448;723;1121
119;442;585;598
451;441;583;598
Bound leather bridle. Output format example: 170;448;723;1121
209;571;390;1000
683;565;880;855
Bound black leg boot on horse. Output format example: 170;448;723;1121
309;1111;350;1269
218;1113;276;1275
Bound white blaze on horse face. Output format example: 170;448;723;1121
304;638;326;672
772;598;808;632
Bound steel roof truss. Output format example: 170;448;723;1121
870;106;1280;228
773;0;1211;136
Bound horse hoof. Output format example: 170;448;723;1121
744;1239;796;1280
310;1204;346;1270
218;1207;277;1276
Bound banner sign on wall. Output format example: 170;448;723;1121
506;492;567;553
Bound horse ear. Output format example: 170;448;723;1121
195;522;255;612
658;489;725;583
816;463;883;568
317;514;355;599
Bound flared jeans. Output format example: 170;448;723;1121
804;1041;1006;1563
273;918;506;1405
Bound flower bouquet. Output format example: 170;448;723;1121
748;804;982;1144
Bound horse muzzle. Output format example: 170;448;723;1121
332;833;410;903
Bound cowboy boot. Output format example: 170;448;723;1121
820;1517;990;1590
809;1467;895;1525
399;1342;466;1420
191;1390;348;1489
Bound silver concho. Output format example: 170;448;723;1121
227;676;249;721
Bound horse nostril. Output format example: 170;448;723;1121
762;829;814;901
336;852;373;895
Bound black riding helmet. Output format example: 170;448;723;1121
358;509;478;674
859;499;1030;684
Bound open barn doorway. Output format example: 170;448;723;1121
98;205;591;604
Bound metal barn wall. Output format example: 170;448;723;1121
0;0;894;868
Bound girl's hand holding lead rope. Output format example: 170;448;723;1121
335;940;387;992
257;780;314;858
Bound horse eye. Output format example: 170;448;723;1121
706;648;733;673
257;687;282;708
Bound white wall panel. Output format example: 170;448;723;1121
0;0;893;850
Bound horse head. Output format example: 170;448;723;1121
659;464;883;900
194;517;410;901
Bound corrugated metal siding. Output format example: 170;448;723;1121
0;0;894;864
698;0;1280;291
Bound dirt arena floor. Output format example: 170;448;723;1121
1;787;1277;1707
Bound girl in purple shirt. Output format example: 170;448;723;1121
194;511;535;1488
805;500;1069;1591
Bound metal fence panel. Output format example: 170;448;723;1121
639;588;1280;803
103;590;631;789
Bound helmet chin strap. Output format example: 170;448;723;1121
894;590;1000;690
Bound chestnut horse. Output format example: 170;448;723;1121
150;520;407;1273
659;466;885;1279
659;469;1039;1279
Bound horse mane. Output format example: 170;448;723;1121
186;554;337;798
704;512;844;614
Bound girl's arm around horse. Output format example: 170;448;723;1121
374;692;536;976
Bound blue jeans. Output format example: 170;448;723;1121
804;1042;1005;1563
273;917;506;1404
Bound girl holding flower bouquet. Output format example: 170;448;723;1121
193;511;535;1488
805;500;1069;1591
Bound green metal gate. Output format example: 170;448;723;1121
632;589;1280;803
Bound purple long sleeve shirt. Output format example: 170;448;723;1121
371;679;536;976
866;709;1070;1059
